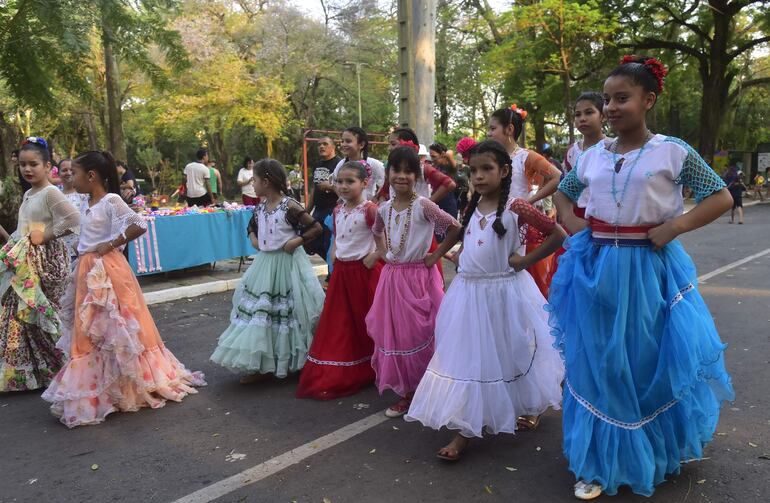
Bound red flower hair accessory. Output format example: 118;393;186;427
399;139;419;152
619;55;668;93
456;136;478;162
510;103;528;120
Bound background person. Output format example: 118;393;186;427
183;148;212;207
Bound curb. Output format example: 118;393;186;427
144;264;329;306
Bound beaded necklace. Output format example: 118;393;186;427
386;192;417;259
609;132;653;225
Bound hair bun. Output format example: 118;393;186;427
619;54;668;93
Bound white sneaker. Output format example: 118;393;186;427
574;480;602;500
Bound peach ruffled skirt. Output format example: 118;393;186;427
42;251;205;428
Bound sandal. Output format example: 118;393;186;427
517;415;541;431
436;435;470;462
574;480;602;500
385;396;412;418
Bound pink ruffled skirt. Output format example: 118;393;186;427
42;251;205;428
365;262;443;397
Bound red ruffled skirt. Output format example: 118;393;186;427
296;259;382;399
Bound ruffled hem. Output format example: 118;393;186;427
296;358;374;399
405;369;562;438
210;330;309;378
210;249;324;378
547;229;734;496
41;257;205;428
561;376;728;496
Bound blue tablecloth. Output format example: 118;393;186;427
127;209;253;275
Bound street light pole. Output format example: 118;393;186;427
345;61;367;128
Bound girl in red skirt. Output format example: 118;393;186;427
297;161;383;399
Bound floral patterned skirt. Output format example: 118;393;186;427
0;237;68;392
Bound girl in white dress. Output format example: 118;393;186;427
0;138;79;392
365;146;462;418
405;140;566;460
42;151;204;427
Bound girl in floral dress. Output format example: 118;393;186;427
42;151;205;427
0;138;80;392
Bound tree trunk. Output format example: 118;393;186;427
84;111;99;150
101;17;127;161
435;0;449;134
0;110;20;178
562;71;574;144
533;109;546;152
697;10;732;164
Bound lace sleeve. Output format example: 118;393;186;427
247;209;258;237
419;197;460;237
510;198;556;234
106;194;147;239
667;138;726;203
286;199;321;244
45;187;80;237
558;168;586;202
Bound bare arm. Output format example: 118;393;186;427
528;162;562;205
554;191;587;234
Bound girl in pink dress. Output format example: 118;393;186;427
365;146;462;418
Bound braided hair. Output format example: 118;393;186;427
254;158;290;196
461;140;512;239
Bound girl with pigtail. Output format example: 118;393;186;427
406;140;566;461
550;56;734;499
211;159;326;383
487;106;562;297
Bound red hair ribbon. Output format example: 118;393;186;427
510;103;528;120
399;139;419;152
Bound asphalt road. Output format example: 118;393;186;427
1;204;769;503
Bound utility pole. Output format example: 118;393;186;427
345;61;368;128
397;0;436;146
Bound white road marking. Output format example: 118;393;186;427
698;247;770;283
172;411;389;503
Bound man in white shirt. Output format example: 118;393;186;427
184;148;212;207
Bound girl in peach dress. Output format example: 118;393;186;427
42;151;205;428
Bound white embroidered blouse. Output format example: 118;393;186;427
559;135;726;226
460;198;556;275
372;196;460;263
333;201;378;261
77;193;147;254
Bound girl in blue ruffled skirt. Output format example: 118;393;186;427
551;56;735;499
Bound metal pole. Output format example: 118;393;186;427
356;63;363;127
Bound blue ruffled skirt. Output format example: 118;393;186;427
547;229;734;496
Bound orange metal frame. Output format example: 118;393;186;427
302;129;390;203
